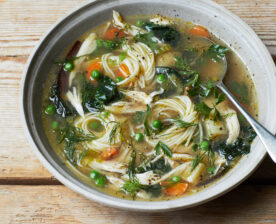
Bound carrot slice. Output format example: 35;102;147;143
104;28;125;40
101;147;118;160
164;182;188;196
117;64;130;78
189;25;210;38
86;60;101;80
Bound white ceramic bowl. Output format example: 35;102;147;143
21;0;276;211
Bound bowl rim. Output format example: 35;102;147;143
21;0;276;212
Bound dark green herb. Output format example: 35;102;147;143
188;80;214;98
82;75;122;112
134;32;159;52
173;119;197;128
207;166;216;174
213;107;222;121
136;158;171;175
204;44;229;62
140;184;162;197
144;105;152;136
151;158;171;175
49;81;75;118
122;178;141;198
57;123;96;164
174;56;198;77
191;140;215;172
108;121;120;145
195;102;212;118
154;141;172;157
155;67;198;97
122;144;139;198
191;154;203;172
122;180;162;198
143;22;180;46
215;126;256;160
214;88;226;105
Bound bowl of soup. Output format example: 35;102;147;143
21;0;276;211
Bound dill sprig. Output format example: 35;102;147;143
173;119;198;128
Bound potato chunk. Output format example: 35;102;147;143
156;51;181;67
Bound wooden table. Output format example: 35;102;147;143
1;0;276;223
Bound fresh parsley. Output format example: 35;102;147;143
205;44;229;62
195;102;213;119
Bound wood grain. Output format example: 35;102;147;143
1;185;276;223
0;0;276;180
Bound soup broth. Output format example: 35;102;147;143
42;12;257;201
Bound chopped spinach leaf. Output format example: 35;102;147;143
140;184;162;197
214;126;256;160
82;75;122;112
49;81;75;118
151;158;171;175
143;22;180;47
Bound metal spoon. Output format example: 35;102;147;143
216;53;276;162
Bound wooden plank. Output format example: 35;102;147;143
0;0;275;57
0;0;276;180
1;185;276;223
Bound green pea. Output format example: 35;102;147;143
51;121;59;130
134;133;144;142
89;120;101;131
101;111;109;118
115;76;124;83
91;70;101;80
200;141;210;151
96;39;104;47
157;74;166;83
64;61;74;71
90;170;99;180
136;19;143;27
171;176;181;183
152;120;162;129
45;104;55;115
95;176;105;187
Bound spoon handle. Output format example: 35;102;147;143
217;82;276;163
